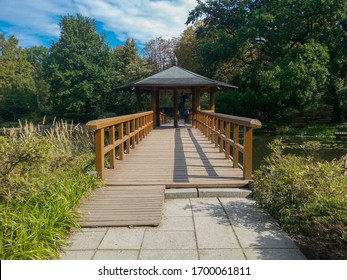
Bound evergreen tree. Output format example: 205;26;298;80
45;14;114;120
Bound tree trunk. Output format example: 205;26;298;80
330;84;345;123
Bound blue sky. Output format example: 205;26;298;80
0;0;197;49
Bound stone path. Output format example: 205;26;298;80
61;197;306;260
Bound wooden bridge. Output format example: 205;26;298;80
79;110;261;227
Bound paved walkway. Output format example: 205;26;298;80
61;197;306;260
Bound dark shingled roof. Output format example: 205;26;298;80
115;66;238;91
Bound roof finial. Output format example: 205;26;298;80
174;55;178;66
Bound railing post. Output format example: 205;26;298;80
140;117;144;140
243;127;253;180
233;124;239;168
225;122;231;159
136;118;140;144
95;128;104;179
126;121;131;153
214;118;218;146
109;125;115;169
118;123;124;160
132;120;136;149
219;121;224;153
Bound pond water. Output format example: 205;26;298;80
253;135;347;170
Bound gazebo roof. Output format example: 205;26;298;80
115;66;238;91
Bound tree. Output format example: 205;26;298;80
45;14;114;120
175;27;204;74
25;46;51;114
143;37;179;71
187;0;347;122
0;34;37;121
109;39;153;115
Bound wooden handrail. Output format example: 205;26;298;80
159;112;168;125
86;111;154;179
195;111;262;180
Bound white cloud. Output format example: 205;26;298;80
0;0;197;47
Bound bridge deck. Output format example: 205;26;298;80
79;124;248;227
104;124;248;188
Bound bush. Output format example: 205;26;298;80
253;138;347;259
0;121;101;259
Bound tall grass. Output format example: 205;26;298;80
0;120;101;259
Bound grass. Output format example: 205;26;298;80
0;120;101;259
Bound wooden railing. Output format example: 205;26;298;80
195;111;262;180
86;111;154;179
159;112;168;125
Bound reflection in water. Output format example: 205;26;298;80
253;135;347;170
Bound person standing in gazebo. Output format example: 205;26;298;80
184;109;190;124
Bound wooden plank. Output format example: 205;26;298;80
79;185;165;227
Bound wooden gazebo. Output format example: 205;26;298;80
115;66;238;127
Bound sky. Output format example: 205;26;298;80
0;0;197;49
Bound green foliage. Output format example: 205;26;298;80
45;14;114;120
25;46;51;114
0;34;37;121
253;139;347;259
0;121;100;259
176;26;204;74
187;0;347;123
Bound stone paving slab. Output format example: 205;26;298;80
194;216;240;249
243;248;306;260
61;250;95;260
190;197;225;217
98;228;145;250
64;229;107;250
220;198;297;249
139;250;199;260
163;199;192;216
198;188;252;198
61;197;306;260
199;249;246;260
165;188;198;199
146;216;194;231
93;250;139;260
142;231;196;250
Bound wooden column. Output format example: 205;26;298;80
155;91;160;127
210;90;216;112
151;91;157;128
173;89;178;128
192;88;201;127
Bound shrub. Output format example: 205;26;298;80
253;138;347;259
0;120;101;259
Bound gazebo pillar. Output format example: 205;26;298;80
192;87;200;126
210;89;216;112
173;89;178;128
151;90;159;128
